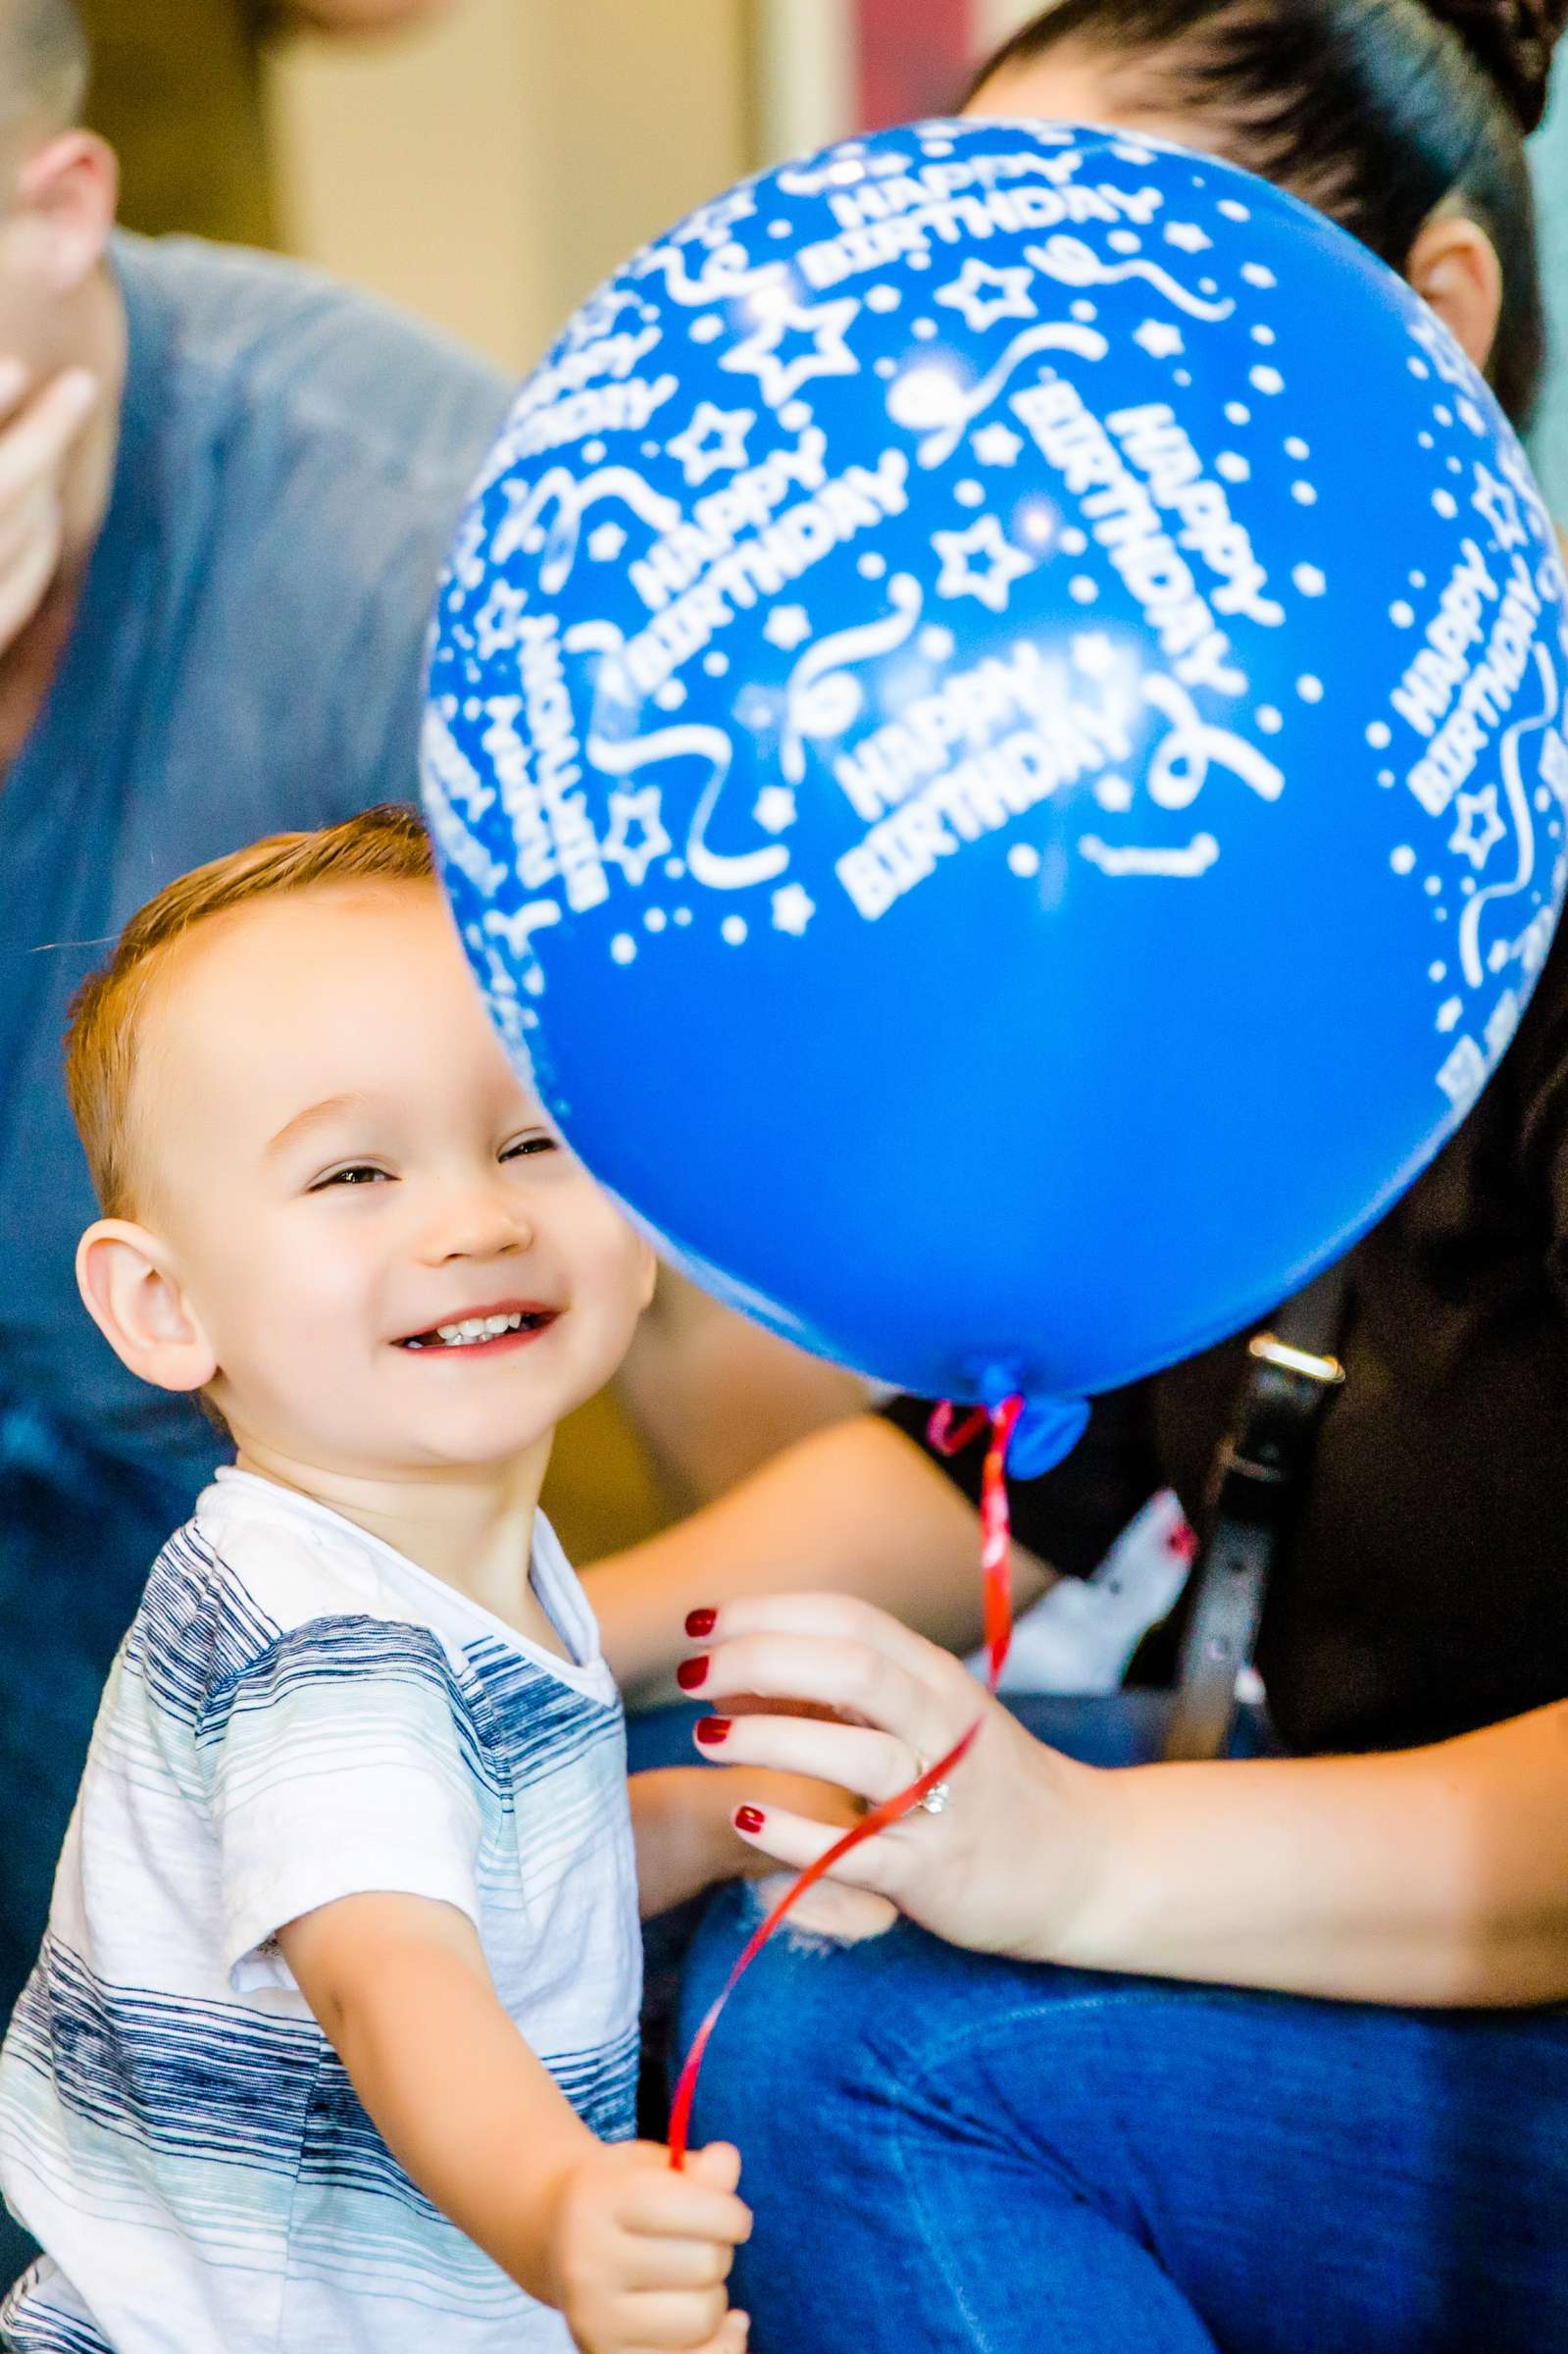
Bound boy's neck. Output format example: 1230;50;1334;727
231;1435;567;1656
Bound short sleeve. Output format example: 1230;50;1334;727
195;1615;486;1994
876;1384;1163;1579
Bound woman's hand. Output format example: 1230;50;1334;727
681;1593;1117;1965
686;1603;1568;2009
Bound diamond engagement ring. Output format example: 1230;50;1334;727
911;1756;953;1817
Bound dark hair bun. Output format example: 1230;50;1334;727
1423;0;1568;130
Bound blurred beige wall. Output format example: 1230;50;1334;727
270;0;755;377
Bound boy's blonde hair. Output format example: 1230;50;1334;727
66;805;435;1218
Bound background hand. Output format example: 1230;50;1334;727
0;360;100;656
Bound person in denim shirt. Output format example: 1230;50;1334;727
0;0;513;2127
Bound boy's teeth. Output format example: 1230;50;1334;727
428;1312;528;1347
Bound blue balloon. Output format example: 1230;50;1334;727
424;119;1568;1455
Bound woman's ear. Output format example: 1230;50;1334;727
1407;209;1503;378
76;1220;219;1395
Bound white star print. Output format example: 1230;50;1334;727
1163;222;1212;254
933;517;1034;613
1071;632;1119;680
763;605;812;651
588;523;628;563
1449;786;1507;870
475;579;528;660
973;423;1024;468
668;400;755;487
722;292;860;410
601;786;673;888
771;883;816;936
1134;318;1185;360
936;258;1036;333
1472;462;1528;552
753;787;797;835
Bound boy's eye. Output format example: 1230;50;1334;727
311;1164;392;1191
502;1134;557;1162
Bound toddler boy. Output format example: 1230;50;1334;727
0;809;759;2353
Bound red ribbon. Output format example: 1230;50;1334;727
668;1392;1024;2169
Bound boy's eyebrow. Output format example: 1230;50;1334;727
265;1093;379;1158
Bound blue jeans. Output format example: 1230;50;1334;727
648;1696;1568;2353
0;1403;206;2279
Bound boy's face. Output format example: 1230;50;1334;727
126;881;654;1479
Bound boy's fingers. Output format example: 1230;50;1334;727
615;2285;730;2348
619;2175;752;2244
611;2231;735;2292
690;2318;749;2354
686;2141;741;2194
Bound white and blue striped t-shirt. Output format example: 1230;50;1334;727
0;1468;640;2351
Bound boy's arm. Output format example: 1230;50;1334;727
278;1891;750;2346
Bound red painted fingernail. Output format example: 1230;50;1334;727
734;1806;766;1834
685;1608;718;1639
677;1655;710;1692
695;1716;733;1747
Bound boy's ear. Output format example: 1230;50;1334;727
635;1238;659;1313
76;1220;219;1394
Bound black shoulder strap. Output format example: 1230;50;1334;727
1159;1261;1351;1765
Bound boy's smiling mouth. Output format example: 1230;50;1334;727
395;1301;560;1354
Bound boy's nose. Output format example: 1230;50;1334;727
419;1185;534;1263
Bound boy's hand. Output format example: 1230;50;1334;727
545;2138;752;2353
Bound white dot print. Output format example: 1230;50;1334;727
1291;482;1317;505
1251;325;1277;345
1250;366;1285;394
1391;602;1415;628
1225;401;1251;427
1257;705;1284;734
1367;721;1392;748
1217;452;1250;484
1297;676;1324;703
611;934;637;965
644;908;668;934
1391;846;1416;875
1433;489;1458;518
1008;844;1042;878
1285;436;1310;461
1070;576;1099;603
1218;198;1250;220
721;916;747;947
